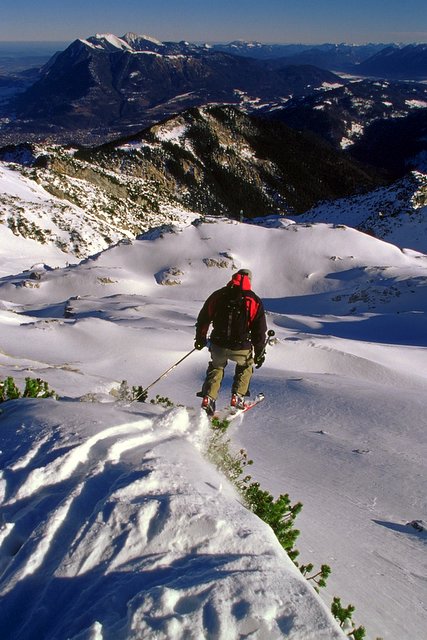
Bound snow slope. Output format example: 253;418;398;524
0;162;197;267
1;218;426;639
295;171;427;253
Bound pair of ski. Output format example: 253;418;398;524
210;392;265;425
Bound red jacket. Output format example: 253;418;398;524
196;273;267;354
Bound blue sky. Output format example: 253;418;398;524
1;0;426;43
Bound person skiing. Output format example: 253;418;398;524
194;268;267;415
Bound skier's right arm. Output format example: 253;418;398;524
195;292;218;348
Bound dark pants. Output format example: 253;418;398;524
202;343;254;400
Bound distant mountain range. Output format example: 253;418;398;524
2;37;425;76
1;33;341;145
214;41;427;79
215;41;387;69
357;44;427;79
0;33;426;148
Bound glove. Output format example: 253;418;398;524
254;352;265;369
194;336;207;350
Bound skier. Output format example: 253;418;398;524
194;268;267;415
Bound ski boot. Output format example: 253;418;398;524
230;393;246;410
201;396;216;416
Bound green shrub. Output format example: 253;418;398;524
207;429;253;486
244;483;303;561
0;377;20;402
23;377;57;399
150;394;174;407
211;416;230;432
331;597;366;639
0;376;57;402
206;423;303;562
131;385;148;402
299;563;332;592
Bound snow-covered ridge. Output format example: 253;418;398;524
82;32;204;56
123;32;163;47
1;104;388;267
83;35;131;51
2;139;427;279
296;171;427;252
274;79;427;155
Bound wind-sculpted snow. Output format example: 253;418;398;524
0;218;426;638
0;400;344;640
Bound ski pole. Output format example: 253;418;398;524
133;347;197;402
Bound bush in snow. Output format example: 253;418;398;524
0;376;57;402
245;483;303;562
0;376;20;401
331;597;367;640
207;423;253;486
23;377;58;399
208;420;304;563
299;562;332;592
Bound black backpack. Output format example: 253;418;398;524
211;287;250;348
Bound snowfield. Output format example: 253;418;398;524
0;216;426;639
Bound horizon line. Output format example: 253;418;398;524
0;37;426;46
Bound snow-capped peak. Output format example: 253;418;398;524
122;32;164;48
87;33;134;52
